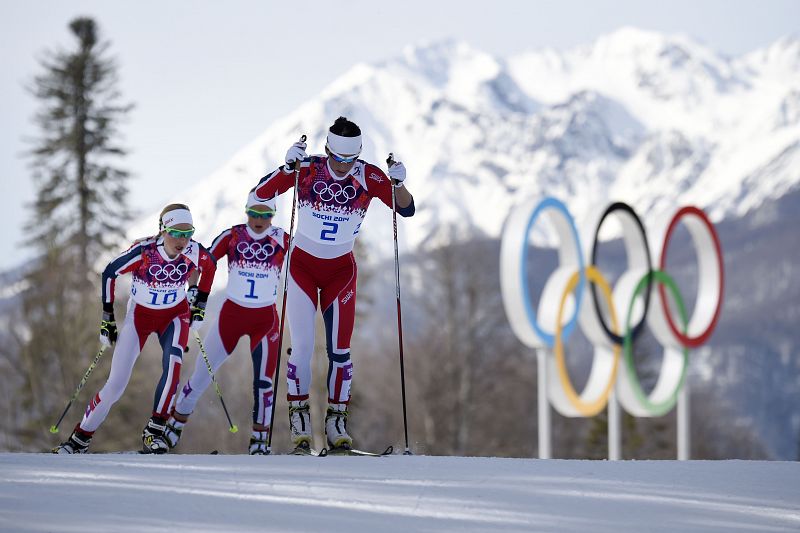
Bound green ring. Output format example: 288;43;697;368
622;270;689;416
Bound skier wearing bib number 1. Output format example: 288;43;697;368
54;204;217;454
164;193;289;454
252;116;415;453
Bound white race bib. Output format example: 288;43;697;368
298;208;363;246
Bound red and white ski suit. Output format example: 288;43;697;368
81;238;216;433
175;224;288;427
253;156;414;405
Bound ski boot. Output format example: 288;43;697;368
249;428;271;455
164;412;189;449
289;400;313;452
141;417;170;454
53;426;92;454
290;440;316;456
325;404;352;452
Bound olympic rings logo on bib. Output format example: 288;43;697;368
500;197;725;418
313;180;357;204
148;262;189;282
236;241;275;261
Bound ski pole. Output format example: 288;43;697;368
50;345;107;433
387;153;412;455
195;330;238;433
268;134;306;451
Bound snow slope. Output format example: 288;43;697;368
128;29;800;261
1;454;798;532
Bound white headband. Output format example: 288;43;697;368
326;131;362;157
246;191;276;211
161;208;193;228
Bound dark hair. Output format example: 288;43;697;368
329;116;361;137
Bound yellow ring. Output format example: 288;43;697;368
553;266;621;416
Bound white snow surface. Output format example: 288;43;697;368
1;454;798;532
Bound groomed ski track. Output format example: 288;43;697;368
1;454;798;532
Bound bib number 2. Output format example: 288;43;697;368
320;221;339;242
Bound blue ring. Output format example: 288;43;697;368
520;197;586;347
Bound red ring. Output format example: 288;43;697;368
659;206;724;348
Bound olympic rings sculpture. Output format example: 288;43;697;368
313;180;357;204
148;262;189;282
500;197;724;418
236;241;275;261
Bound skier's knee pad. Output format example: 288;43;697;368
327;350;350;364
253;377;273;392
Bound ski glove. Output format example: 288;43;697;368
100;311;117;346
284;141;307;170
186;284;199;306
190;290;209;331
388;161;407;186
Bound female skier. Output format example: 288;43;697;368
164;193;289;454
54;204;216;454
252;116;414;453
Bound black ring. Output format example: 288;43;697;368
590;202;653;346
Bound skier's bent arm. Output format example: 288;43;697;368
253;140;309;201
101;243;144;307
388;159;414;214
394;185;415;216
252;167;297;202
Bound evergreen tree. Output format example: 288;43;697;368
27;16;133;271
13;17;133;449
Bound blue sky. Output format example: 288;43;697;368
1;0;797;269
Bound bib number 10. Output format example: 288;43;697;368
149;290;178;305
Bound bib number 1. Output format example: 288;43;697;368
245;279;258;299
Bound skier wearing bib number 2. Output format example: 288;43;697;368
164;193;289;454
253;117;415;453
54;204;217;454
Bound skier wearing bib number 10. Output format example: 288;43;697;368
164;193;290;454
53;204;217;454
252;116;415;454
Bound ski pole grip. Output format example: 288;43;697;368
387;153;399;186
284;134;308;172
292;134;307;171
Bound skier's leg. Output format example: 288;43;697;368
285;265;317;403
249;305;279;454
320;253;357;406
165;302;236;449
79;306;148;433
175;300;237;417
251;305;279;428
153;311;189;418
285;253;318;446
320;254;357;448
144;306;188;453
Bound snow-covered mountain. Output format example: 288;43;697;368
132;27;800;259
